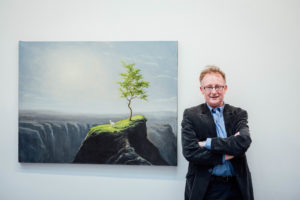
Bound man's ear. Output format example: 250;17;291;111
200;86;205;95
224;84;228;93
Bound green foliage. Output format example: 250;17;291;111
86;115;146;138
117;61;150;120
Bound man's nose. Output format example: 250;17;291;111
211;87;217;93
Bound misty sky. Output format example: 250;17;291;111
19;41;177;115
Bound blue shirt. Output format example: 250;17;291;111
205;104;235;177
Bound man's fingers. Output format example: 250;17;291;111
225;154;234;160
198;141;205;147
234;132;240;136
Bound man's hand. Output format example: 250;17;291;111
198;141;206;147
225;154;234;160
234;132;240;136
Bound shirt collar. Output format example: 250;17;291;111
206;103;225;113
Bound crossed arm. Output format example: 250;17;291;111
198;132;240;160
182;109;252;165
209;110;252;157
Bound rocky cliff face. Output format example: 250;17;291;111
73;119;168;165
19;121;91;163
147;123;177;166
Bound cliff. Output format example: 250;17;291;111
73;115;168;165
19;121;91;163
18;111;177;165
147;123;177;165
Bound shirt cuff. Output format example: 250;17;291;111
222;155;225;163
205;138;212;150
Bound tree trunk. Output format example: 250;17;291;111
128;100;133;121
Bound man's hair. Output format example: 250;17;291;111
199;65;226;83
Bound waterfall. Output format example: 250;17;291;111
44;122;55;159
64;122;69;136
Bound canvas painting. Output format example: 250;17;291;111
19;41;178;165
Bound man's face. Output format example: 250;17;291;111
200;73;227;108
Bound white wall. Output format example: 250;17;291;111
1;0;300;199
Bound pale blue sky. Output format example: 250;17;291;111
19;41;177;114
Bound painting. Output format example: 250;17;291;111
19;41;178;166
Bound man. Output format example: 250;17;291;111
182;66;253;200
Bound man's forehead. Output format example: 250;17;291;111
201;73;225;83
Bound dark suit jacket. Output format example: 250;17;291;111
182;103;253;200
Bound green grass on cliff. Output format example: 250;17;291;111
86;115;146;138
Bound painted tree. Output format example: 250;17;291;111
117;61;150;121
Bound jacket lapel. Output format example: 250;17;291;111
223;104;234;137
199;104;218;138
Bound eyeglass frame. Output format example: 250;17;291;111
201;85;225;92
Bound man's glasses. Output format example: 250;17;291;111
202;85;225;92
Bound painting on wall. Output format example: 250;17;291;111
19;41;178;166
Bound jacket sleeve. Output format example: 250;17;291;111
181;109;223;166
210;109;252;156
